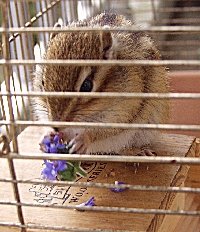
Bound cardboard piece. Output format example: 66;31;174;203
0;126;199;231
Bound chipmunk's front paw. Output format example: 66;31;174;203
132;147;157;173
68;133;90;154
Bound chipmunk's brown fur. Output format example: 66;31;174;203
33;12;169;154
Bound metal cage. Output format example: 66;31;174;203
0;1;200;231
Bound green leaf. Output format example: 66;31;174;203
74;166;87;177
58;161;87;181
68;161;87;177
58;165;76;181
68;161;81;168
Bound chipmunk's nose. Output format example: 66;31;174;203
53;127;59;132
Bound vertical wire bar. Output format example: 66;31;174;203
38;0;47;47
35;1;45;47
8;2;27;122
44;0;51;26
61;0;67;25
0;96;10;138
44;0;54;37
2;2;18;152
1;1;25;231
81;0;93;19
91;0;102;16
36;0;57;50
36;0;55;64
22;0;35;121
14;0;33;120
104;0;131;18
42;0;51;42
71;0;79;21
50;0;56;25
9;0;32;129
8;2;21;122
22;0;35;64
18;0;33;91
0;15;10;137
151;0;158;22
99;0;104;12
14;0;30;91
64;0;78;24
0;134;10;155
104;0;111;11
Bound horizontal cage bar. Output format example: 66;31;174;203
1;91;200;99
0;222;134;232
2;152;200;165
1;59;200;66
1;121;200;131
1;26;200;33
0;201;200;216
0;178;200;194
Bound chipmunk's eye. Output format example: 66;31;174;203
42;80;44;87
80;78;93;92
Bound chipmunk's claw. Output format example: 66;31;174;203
133;147;157;173
136;147;157;157
68;133;90;154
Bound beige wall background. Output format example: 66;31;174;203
169;71;200;137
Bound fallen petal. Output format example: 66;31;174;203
76;196;95;208
111;181;128;193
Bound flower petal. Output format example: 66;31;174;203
56;160;67;172
49;144;57;153
41;136;51;146
85;196;95;206
76;196;95;210
57;143;66;150
41;167;57;180
44;160;54;169
111;181;128;193
53;135;60;143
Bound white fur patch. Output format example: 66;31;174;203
87;129;156;154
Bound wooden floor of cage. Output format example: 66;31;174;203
0;127;200;232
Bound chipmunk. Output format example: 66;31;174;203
33;12;169;156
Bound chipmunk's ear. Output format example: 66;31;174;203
101;26;116;59
50;19;63;40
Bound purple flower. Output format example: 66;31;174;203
41;160;67;180
42;136;51;146
40;133;65;153
57;143;66;150
84;197;95;206
40;133;87;181
111;181;128;193
76;197;95;210
53;134;60;143
49;144;58;153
